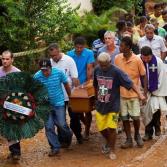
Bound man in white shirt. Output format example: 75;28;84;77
138;24;167;61
47;43;79;147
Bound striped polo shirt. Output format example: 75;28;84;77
34;67;67;106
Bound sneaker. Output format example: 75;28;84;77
109;151;117;160
101;144;110;154
142;135;152;141
134;134;144;148
121;139;133;149
48;150;60;157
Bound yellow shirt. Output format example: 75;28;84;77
150;14;165;27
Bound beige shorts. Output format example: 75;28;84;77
120;97;140;120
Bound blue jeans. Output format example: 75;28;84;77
58;102;82;143
45;106;72;151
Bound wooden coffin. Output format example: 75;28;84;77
69;80;95;113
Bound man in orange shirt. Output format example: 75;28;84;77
115;36;146;149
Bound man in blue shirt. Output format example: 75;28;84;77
67;37;95;143
34;59;72;156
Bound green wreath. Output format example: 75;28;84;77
0;72;51;140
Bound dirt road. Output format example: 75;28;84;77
0;114;167;167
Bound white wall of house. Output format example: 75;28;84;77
68;0;93;15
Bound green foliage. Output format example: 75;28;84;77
0;0;80;72
14;53;43;73
0;0;79;52
0;0;29;52
91;0;143;15
73;7;127;47
102;7;127;23
73;11;110;46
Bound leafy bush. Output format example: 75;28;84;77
0;0;80;73
91;0;143;15
73;7;127;47
0;0;79;52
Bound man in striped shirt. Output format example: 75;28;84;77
34;58;72;156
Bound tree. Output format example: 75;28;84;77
0;0;79;52
91;0;143;16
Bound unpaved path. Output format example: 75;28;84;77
0;112;167;167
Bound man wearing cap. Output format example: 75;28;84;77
34;58;72;156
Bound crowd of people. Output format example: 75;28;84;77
1;2;167;162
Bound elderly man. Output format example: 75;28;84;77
94;52;145;160
138;24;167;61
98;31;120;64
0;50;21;161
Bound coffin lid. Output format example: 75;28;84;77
70;80;95;98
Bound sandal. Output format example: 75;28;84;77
109;152;117;160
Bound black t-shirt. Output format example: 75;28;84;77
93;65;133;114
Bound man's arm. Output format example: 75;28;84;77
60;69;71;96
160;37;167;61
141;75;148;98
131;83;145;101
68;57;80;87
161;51;166;61
118;68;145;101
64;82;71;97
87;63;94;81
72;78;80;87
86;50;95;81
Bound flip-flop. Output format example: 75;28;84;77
109;152;117;160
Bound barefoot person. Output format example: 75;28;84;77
93;52;145;160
